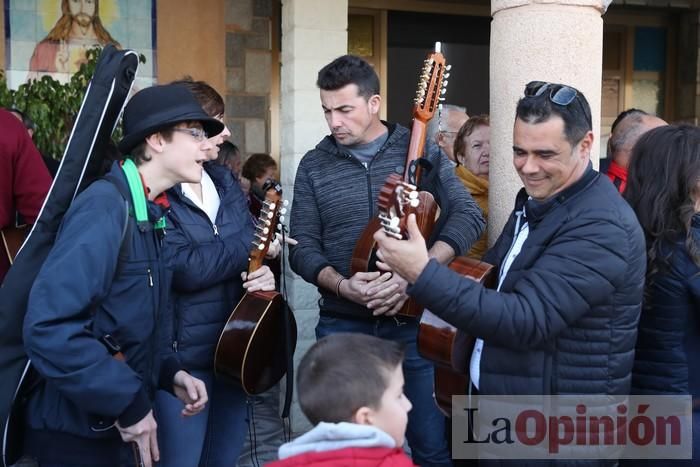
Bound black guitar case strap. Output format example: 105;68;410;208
0;45;139;467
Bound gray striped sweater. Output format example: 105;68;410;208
289;122;485;319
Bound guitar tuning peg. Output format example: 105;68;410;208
257;243;265;251
439;97;446;102
267;212;274;219
283;199;289;206
445;64;452;71
280;208;287;215
441;88;447;95
443;73;450;79
262;227;269;234
280;215;285;223
277;224;283;231
443;80;448;87
409;199;420;208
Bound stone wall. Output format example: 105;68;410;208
225;0;275;156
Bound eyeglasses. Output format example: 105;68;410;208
173;127;207;142
524;81;591;122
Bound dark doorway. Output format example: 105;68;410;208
387;10;491;127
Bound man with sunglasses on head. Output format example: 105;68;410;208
374;82;646;460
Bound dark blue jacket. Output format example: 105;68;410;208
23;162;174;439
409;166;645;396
631;213;700;396
162;162;254;371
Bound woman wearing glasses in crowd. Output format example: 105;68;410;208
624;124;700;464
453;114;490;259
155;78;277;467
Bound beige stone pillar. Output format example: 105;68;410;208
489;0;607;239
280;0;348;433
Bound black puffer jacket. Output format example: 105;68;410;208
162;162;254;370
409;166;645;396
631;213;700;397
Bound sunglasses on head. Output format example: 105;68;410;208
524;81;579;106
524;81;591;124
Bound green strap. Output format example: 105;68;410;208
121;158;149;223
121;158;166;229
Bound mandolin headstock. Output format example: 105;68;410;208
412;46;450;124
249;179;287;272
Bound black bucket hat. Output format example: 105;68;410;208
118;84;224;154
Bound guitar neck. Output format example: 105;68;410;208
248;255;264;276
403;119;428;183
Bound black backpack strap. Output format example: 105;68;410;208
102;173;133;272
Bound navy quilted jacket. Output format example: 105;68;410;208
409;166;645;396
162;162;254;370
631;213;700;396
23;163;173;439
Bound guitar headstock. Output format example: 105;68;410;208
413;50;450;123
249;179;286;272
377;173;420;240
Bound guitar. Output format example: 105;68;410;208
373;177;496;416
350;44;449;318
1;224;29;265
214;181;297;395
417;258;495;416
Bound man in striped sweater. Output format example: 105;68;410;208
289;54;484;467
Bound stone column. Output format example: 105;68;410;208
489;0;607;239
280;0;348;434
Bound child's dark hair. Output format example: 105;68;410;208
297;333;404;425
241;153;277;182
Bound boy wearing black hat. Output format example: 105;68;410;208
21;84;222;467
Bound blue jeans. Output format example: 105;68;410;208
155;370;247;467
316;315;453;467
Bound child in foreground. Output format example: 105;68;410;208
268;333;415;466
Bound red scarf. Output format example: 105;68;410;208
606;160;627;194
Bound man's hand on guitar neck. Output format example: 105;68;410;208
241;265;276;292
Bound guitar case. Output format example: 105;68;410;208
0;45;139;467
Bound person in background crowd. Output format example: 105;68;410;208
604;108;666;193
241;153;278;217
155;78;277;467
216;140;243;181
624;124;700;465
0;108;52;283
426;103;469;164
453;114;490;259
8;107;60;177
